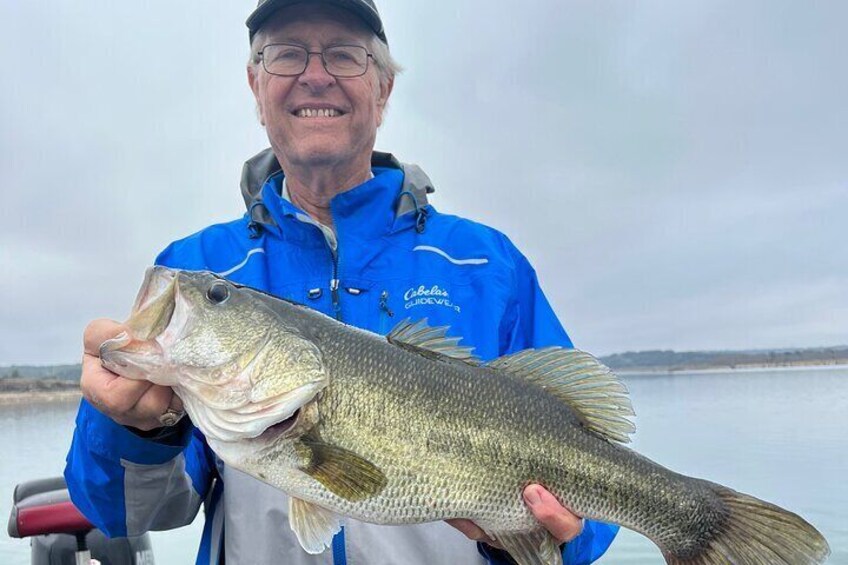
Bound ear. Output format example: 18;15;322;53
247;64;266;126
375;76;394;128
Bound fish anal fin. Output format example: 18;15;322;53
488;348;636;444
288;496;341;555
387;318;481;365
488;528;561;565
298;437;387;501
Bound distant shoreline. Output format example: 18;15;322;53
0;389;81;405
0;377;82;406
615;360;848;375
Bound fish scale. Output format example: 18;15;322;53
101;267;831;565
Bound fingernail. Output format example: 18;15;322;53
524;486;542;506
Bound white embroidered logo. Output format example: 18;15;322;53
403;285;461;313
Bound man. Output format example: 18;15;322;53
65;1;619;563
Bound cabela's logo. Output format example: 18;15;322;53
403;284;461;313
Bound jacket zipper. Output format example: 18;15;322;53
327;225;346;565
378;290;394;334
330;273;341;320
329;225;342;321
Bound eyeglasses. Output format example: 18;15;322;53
258;43;373;78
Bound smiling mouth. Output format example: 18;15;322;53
293;108;346;118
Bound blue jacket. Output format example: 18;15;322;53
65;150;618;565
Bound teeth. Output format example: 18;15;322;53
296;108;341;118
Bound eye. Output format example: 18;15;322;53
327;50;355;63
206;282;230;305
276;46;304;61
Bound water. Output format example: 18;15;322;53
598;366;847;564
1;367;845;564
0;397;203;564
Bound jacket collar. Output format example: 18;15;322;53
240;148;435;233
262;166;415;242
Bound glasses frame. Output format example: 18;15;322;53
258;43;374;78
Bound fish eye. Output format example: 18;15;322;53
206;282;230;305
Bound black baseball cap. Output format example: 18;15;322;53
246;0;387;43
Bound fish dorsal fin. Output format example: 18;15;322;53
289;496;342;554
488;348;635;444
297;437;387;501
485;528;561;565
387;318;481;365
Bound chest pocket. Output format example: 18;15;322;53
367;272;512;361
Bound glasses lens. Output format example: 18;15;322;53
262;44;308;76
323;46;368;77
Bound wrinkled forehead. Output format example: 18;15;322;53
258;3;373;46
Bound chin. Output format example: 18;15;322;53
288;145;354;167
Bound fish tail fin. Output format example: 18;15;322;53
663;485;830;565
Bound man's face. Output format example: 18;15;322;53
248;5;392;172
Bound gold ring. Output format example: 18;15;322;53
158;408;185;427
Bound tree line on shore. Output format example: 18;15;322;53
601;346;848;371
0;364;81;381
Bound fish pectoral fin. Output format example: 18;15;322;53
487;348;635;444
289;497;341;554
488;529;561;565
299;438;387;501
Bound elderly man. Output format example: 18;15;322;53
65;0;618;563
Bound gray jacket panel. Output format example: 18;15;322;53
221;463;485;564
121;455;203;537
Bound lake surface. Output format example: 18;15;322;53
1;367;845;564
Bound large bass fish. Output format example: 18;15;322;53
100;267;830;565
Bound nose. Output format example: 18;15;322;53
298;53;335;91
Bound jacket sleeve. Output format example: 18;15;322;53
64;242;218;538
480;243;619;565
498;247;574;352
64;399;215;537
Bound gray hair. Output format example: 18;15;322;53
249;30;402;91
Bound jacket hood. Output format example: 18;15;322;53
240;148;435;230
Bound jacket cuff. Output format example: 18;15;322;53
77;399;191;465
479;542;557;565
125;417;192;447
477;542;516;564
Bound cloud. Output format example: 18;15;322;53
1;0;845;362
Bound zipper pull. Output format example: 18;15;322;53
330;279;341;319
379;290;394;317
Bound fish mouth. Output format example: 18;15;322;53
100;267;179;382
259;408;301;440
128;267;179;340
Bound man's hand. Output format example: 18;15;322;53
81;318;182;431
446;484;583;549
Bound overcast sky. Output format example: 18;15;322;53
1;1;845;364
